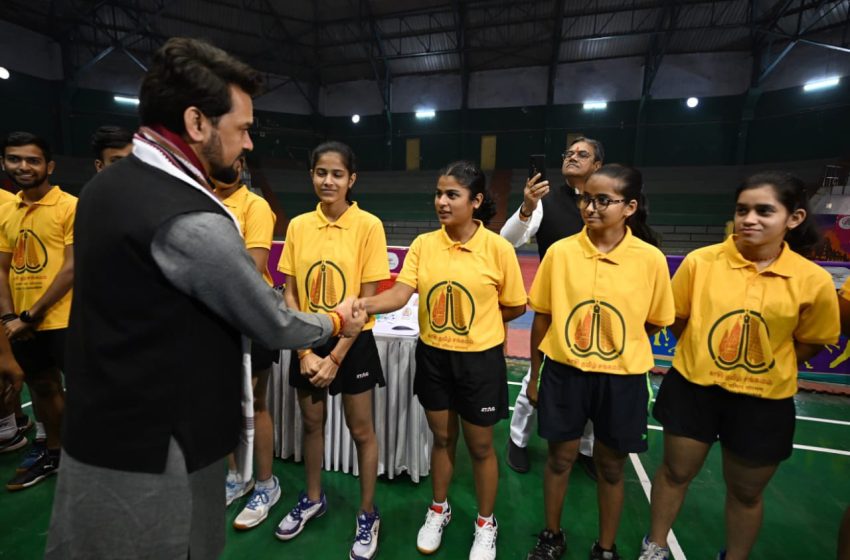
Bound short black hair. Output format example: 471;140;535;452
139;37;263;133
91;125;134;159
2;131;52;162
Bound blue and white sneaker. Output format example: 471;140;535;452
16;440;45;473
637;535;670;560
350;507;380;560
225;472;254;507
233;476;281;529
275;490;327;541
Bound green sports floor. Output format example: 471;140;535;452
3;361;849;559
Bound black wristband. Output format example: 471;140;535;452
519;205;533;218
0;313;17;324
19;310;36;324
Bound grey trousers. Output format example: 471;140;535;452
46;437;226;560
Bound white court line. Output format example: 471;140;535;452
22;401;31;409
629;453;687;560
648;425;850;456
507;381;523;387
796;415;850;427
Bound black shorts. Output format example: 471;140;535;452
653;368;795;464
289;330;384;396
537;358;650;453
251;342;280;372
13;328;66;374
413;340;508;427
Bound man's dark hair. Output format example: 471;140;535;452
568;136;605;163
91;125;134;159
139;37;263;133
2;131;52;162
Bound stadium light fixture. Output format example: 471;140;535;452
686;97;699;108
582;101;607;111
803;77;840;92
351;114;361;124
114;95;140;105
415;109;436;119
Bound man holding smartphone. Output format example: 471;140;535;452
500;137;604;477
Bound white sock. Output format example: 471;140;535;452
35;422;46;440
431;499;449;511
256;476;276;489
0;413;15;439
477;513;494;526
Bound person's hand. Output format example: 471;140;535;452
0;354;23;410
309;355;339;389
521;173;549;218
299;352;322;377
334;297;367;337
4;319;33;342
526;380;539;408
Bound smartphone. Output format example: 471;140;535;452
528;154;546;182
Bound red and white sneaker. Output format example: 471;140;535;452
416;502;452;554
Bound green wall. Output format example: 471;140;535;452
1;72;848;170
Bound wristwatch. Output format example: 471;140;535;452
19;310;36;324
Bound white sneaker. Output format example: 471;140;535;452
638;535;670;560
225;472;254;506
350;507;381;560
233;476;281;529
469;517;497;560
416;503;452;554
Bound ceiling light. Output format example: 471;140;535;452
803;77;840;92
686;97;699;108
351;114;361;124
415;109;436;119
0;67;9;80
582;101;607;111
114;95;140;105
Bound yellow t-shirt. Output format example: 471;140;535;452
396;222;527;352
839;276;850;302
0;189;18;205
671;236;839;399
0;186;77;331
529;227;675;374
219;185;276;286
279;202;389;330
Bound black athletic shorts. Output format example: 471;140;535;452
413;340;508;427
653;368;795;464
289;330;384;396
13;328;66;374
251;341;280;372
537;358;650;453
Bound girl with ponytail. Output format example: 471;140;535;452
525;163;675;559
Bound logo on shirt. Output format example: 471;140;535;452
12;229;48;274
707;309;774;374
305;260;347;311
426;281;475;335
564;300;626;361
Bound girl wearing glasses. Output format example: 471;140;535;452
358;161;527;560
639;172;839;560
526;164;675;560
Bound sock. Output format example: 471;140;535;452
430;499;448;513
256;476;276;489
35;422;46;441
476;513;494;527
0;413;15;439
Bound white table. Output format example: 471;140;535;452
270;335;433;482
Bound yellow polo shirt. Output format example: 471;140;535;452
396;222;527;352
0;186;77;331
529;227;675;374
840;277;850;302
0;189;18;205
671;236;839;399
218;185;276;286
279;202;389;330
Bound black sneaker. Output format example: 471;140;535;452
506;439;530;473
0;432;27;454
527;528;566;559
7;450;59;491
578;453;597;481
589;541;620;560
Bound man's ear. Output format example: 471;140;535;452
183;107;208;143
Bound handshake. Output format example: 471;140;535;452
332;296;370;338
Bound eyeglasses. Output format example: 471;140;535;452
576;193;625;211
562;150;593;160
